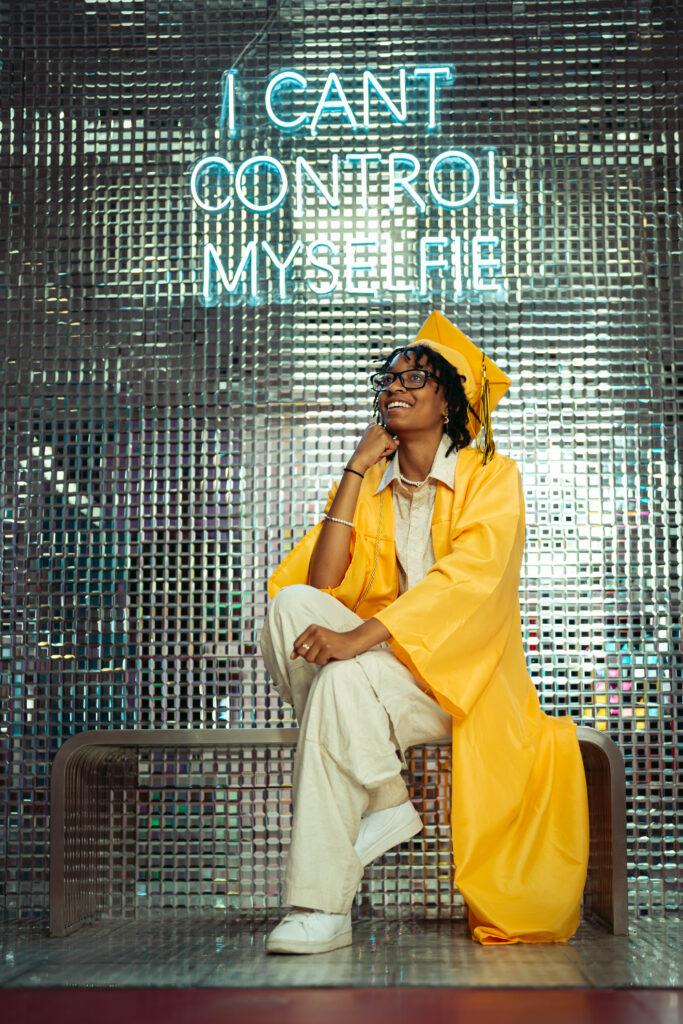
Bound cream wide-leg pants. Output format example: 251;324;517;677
259;583;453;914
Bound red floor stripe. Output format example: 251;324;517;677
0;986;680;1024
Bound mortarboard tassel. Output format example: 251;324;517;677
477;353;496;465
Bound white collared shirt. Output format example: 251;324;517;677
373;433;460;594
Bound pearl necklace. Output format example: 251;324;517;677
399;464;429;487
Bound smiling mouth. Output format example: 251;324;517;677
385;403;412;411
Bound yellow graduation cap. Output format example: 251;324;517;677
412;310;511;465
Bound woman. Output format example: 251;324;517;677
260;310;590;953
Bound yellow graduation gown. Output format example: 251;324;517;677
267;446;590;944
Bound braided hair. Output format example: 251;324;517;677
371;344;476;459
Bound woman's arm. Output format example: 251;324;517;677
308;424;399;589
348;616;392;651
307;457;366;589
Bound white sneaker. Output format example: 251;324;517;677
266;909;352;955
355;800;423;866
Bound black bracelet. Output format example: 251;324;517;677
343;465;365;479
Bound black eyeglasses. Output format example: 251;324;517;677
370;369;442;392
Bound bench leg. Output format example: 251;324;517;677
580;741;628;935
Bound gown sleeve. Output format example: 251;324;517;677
267;480;357;600
372;453;525;721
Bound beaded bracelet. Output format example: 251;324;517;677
324;514;354;527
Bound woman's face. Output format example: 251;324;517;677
378;350;448;434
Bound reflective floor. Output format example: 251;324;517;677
0;913;681;988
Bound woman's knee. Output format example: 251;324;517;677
265;584;315;637
268;583;358;638
268;584;322;622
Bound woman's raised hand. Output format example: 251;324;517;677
348;423;400;474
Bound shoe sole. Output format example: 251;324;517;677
266;929;353;955
358;807;423;867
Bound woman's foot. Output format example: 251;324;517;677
266;909;352;955
354;799;423;866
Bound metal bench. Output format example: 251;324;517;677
49;726;627;938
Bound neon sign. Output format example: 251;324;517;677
189;65;518;304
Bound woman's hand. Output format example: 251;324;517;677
289;617;391;665
289;624;360;665
348;423;400;473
